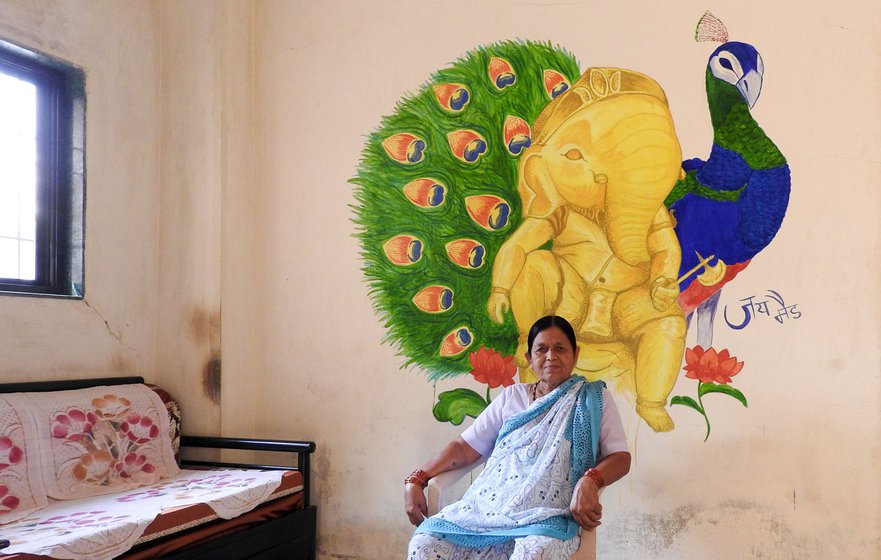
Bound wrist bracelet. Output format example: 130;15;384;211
491;286;509;296
583;468;605;489
405;468;431;488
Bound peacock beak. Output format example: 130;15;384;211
736;69;763;109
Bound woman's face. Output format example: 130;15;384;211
525;325;579;390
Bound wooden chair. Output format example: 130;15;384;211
425;460;598;560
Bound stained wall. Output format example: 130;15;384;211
0;1;877;559
251;1;881;558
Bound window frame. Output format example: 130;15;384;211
0;38;85;298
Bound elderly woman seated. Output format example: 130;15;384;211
404;315;631;559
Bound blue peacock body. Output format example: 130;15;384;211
666;40;790;331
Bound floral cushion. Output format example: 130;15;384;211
0;395;48;523
6;384;179;500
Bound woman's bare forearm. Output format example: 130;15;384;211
418;437;482;477
592;451;631;486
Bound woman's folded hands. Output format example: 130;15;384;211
569;475;603;530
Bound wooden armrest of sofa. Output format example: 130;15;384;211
180;436;316;505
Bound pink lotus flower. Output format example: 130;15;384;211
468;347;516;388
51;408;97;441
0;484;19;512
0;437;23;472
73;450;114;483
683;346;744;385
114;453;156;479
120;414;159;444
92;395;132;420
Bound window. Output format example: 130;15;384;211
0;39;84;297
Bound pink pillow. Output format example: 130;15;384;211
0;395;48;523
7;384;179;500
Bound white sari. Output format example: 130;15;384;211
412;376;603;554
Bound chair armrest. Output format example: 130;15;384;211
426;458;486;516
179;435;316;506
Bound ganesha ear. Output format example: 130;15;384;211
518;153;561;218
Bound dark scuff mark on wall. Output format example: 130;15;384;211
203;356;221;405
189;308;221;348
190;308;222;404
110;353;132;375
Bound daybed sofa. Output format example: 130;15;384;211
0;376;316;560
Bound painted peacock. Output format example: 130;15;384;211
352;40;579;378
352;17;788;431
667;13;791;348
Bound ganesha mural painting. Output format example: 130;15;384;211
351;13;790;439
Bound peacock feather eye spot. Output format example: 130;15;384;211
433;83;471;113
551;82;569;98
445;239;485;269
488;203;511;230
504;115;532;157
543;69;571;99
383;235;424;266
463;139;487;162
465;195;511;231
439;326;474;356
413;285;455;313
488;57;516;91
468;244;485;268
450;88;470;110
381;133;427;165
448;130;488;164
403;178;446;208
407;139;426;163
507;135;531;155
496;73;516;89
407;239;423;261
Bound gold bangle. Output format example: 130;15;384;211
405;468;431;488
491;286;509;296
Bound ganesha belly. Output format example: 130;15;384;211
487;67;687;432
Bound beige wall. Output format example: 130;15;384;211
0;1;162;381
252;1;881;559
0;0;879;558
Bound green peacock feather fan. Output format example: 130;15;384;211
351;40;580;380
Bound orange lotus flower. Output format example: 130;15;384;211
468;347;516;388
683;345;744;384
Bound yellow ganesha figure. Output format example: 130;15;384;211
487;67;687;432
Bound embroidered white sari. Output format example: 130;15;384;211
414;376;603;550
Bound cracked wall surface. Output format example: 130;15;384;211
0;1;879;559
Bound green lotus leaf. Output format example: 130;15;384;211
433;388;488;425
670;395;703;414
698;383;749;408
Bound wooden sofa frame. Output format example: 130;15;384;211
0;376;317;560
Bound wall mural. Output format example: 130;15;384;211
352;13;790;439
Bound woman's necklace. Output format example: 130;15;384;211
531;382;540;401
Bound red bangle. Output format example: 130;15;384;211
583;468;605;489
405;469;431;488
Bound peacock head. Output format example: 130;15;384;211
708;41;764;109
516;68;682;266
